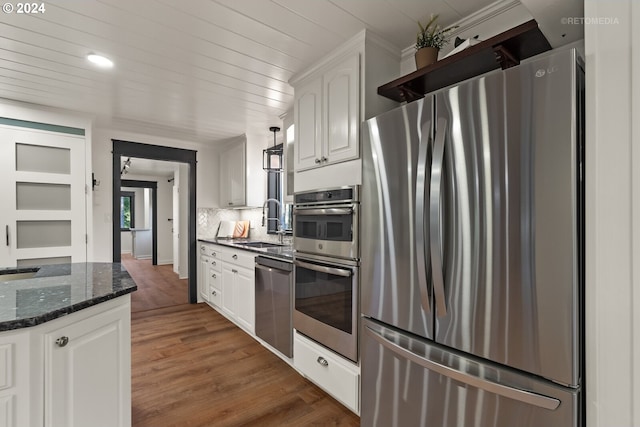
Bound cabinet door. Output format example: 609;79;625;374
44;301;130;427
0;126;87;268
323;54;360;165
219;142;246;207
294;77;323;171
198;253;210;302
221;264;236;317
234;266;255;333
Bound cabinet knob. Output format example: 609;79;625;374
314;158;321;164
204;259;209;263
232;269;238;274
321;156;328;163
212;290;217;296
317;356;329;367
212;261;216;266
212;274;217;279
232;254;238;260
211;252;216;257
55;336;69;347
228;202;233;206
200;245;205;250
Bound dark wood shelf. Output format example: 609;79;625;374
378;20;552;103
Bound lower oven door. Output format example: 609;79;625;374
293;255;359;362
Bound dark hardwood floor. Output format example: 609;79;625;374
122;255;360;427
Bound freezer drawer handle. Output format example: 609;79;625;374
364;325;561;411
415;119;432;314
430;117;448;317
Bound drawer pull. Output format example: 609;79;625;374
212;290;217;296
232;269;238;274
55;336;69;347
212;274;217;279
232;254;238;260
317;356;329;367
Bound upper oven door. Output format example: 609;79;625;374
293;204;359;260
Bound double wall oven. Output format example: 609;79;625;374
293;186;359;362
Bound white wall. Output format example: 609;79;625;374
91;128;219;262
585;0;640;425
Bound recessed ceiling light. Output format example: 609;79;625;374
87;54;113;68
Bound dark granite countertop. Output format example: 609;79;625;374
198;237;293;262
0;263;137;332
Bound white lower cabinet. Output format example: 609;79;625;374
294;331;360;414
200;243;255;335
221;264;236;317
0;295;131;427
199;243;224;303
43;298;130;427
233;266;254;332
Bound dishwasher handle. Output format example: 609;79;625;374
255;256;293;272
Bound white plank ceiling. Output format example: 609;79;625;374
0;0;498;144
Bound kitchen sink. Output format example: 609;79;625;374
239;242;284;249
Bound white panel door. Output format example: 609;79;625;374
44;301;130;427
294;77;323;170
234;266;255;333
0;126;86;268
323;53;360;165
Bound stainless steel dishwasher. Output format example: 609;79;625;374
255;256;293;357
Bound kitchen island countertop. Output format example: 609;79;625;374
0;263;137;331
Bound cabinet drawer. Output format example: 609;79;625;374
200;243;226;258
209;267;221;288
209;258;222;272
209;285;222;307
221;250;255;269
294;332;359;413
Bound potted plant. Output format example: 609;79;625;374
415;15;457;69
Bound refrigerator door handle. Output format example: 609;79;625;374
415;119;432;314
430;117;447;317
364;325;561;411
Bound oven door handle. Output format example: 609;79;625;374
293;207;353;216
294;260;353;277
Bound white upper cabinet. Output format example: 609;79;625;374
290;29;400;190
323;54;360;166
294;79;323;170
219;142;246;207
294;54;359;171
218;134;265;208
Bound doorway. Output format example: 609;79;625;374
112;140;197;303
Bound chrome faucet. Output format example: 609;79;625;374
262;198;285;243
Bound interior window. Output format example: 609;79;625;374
266;145;292;234
120;191;135;230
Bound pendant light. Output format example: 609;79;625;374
263;126;283;172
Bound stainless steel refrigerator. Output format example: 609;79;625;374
361;48;584;427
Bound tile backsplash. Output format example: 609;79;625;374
197;208;291;244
